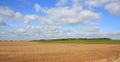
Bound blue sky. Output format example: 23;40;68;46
0;0;120;40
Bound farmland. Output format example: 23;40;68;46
0;41;120;62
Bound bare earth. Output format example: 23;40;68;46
0;42;120;62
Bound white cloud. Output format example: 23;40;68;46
24;14;39;24
34;3;47;13
14;12;22;21
0;17;7;26
79;10;100;22
16;28;25;33
56;0;68;7
85;0;120;16
0;6;23;21
105;1;120;15
34;4;40;12
1;28;120;40
85;0;109;7
0;6;23;26
0;7;14;17
35;3;100;25
0;26;73;40
0;6;40;25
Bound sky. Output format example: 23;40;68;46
0;0;120;40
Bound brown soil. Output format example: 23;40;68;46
0;42;120;62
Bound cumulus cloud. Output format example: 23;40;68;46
85;0;109;7
24;14;39;24
35;1;100;25
14;12;22;21
85;0;120;16
0;6;23;26
34;3;47;13
0;6;23;21
0;6;40;25
0;18;8;26
0;7;14;17
105;1;120;16
56;0;68;7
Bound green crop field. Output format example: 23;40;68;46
32;39;120;44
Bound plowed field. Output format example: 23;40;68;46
0;42;120;62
